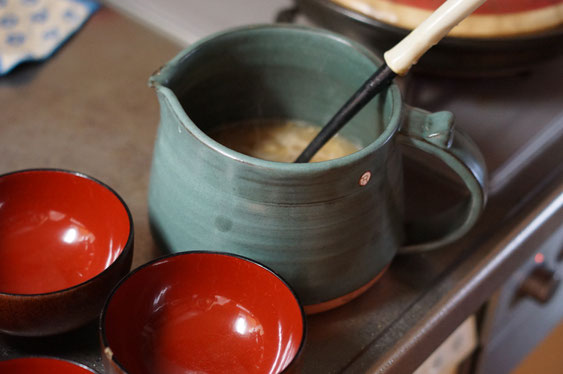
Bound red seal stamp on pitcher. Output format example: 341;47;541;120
359;171;371;186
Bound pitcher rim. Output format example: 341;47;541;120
149;24;403;172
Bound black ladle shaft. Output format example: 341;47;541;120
293;0;488;163
294;64;396;163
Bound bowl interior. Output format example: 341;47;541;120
103;252;304;374
0;170;130;294
0;358;96;373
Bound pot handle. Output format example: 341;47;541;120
397;105;487;253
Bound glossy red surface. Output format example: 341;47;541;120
389;0;562;14
0;170;130;294
103;252;305;374
0;357;96;373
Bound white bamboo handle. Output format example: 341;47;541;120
383;0;487;75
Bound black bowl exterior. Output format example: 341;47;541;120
0;240;133;337
296;0;563;76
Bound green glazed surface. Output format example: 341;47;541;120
148;25;486;306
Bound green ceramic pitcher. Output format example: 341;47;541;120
148;25;487;313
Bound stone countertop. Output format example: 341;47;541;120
1;7;562;373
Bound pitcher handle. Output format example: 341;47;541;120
397;105;488;253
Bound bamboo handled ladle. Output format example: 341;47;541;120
295;0;487;163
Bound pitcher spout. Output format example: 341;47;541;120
148;65;166;88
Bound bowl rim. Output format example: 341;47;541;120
99;250;307;374
302;0;563;42
0;168;134;297
0;356;98;373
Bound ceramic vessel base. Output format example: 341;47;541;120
304;265;389;314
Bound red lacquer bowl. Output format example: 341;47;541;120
0;169;134;336
330;0;563;37
100;252;306;374
0;357;97;374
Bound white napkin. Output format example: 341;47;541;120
0;0;99;75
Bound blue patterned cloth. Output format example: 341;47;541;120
0;0;99;75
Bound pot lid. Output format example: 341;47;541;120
329;0;563;37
